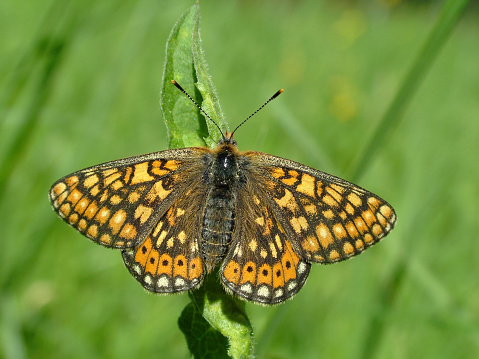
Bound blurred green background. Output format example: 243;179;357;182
1;0;478;358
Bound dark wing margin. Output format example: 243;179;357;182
243;152;397;264
49;148;209;249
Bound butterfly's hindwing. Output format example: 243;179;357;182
122;183;208;293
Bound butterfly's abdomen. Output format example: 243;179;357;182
201;146;239;272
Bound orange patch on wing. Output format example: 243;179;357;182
134;205;153;224
52;182;67;196
100;234;112;245
272;262;285;288
95;207;111;225
189;257;203;280
151;161;170;176
119;224;137;240
135;238;153;266
257;264;273;285
345;221;359;238
131;162;154;184
109;209;126;234
84;201;99;220
329;250;340;261
240;262;257;284
302;235;320;252
343;242;355;255
157;253;173;275
271;167;285;179
296;173;316;197
102;172;121;187
145;249;160;274
223;260;241;284
316;223;334;248
173;255;188;278
65;176;79;186
163;160;179;171
66;189;82;206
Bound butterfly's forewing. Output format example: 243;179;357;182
246;152;397;264
48;148;208;249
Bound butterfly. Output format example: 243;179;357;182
49;81;396;305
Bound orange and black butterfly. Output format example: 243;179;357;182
49;81;396;305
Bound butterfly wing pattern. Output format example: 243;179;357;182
50;137;396;305
219;152;396;304
49;148;211;293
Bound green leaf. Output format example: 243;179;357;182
160;3;227;149
160;4;253;358
179;270;254;359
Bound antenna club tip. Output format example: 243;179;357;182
171;80;177;84
279;89;284;93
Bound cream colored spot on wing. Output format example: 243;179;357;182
153;221;164;237
348;192;362;207
269;242;277;258
290;216;308;234
131;162;154;184
249;239;257;252
157;230;168;247
178;231;186;243
110;195;122;205
260;249;268;258
275;234;283;251
84;175;99;188
274;188;298;212
253;195;260;205
343;242;354;255
296;173;316;197
146;180;172;201
316;223;334;249
329;250;340;261
304;204;318;216
109;209;126;234
255;216;264;226
134;205;153;224
333;223;348;239
322;194;339;208
167;237;174;248
322;209;335;219
96;207;111;225
176;208;185;217
128;191;141;203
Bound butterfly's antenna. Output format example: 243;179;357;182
171;80;226;141
231;88;284;136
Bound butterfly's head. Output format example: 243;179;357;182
218;131;237;147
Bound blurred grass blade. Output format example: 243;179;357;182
0;39;65;199
351;0;471;182
160;4;253;358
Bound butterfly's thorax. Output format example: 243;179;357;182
201;141;242;272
